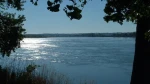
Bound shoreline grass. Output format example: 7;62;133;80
0;58;95;84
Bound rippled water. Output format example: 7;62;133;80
0;37;135;84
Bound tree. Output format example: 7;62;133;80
1;0;150;84
103;0;150;84
0;0;26;56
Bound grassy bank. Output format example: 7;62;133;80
0;64;71;84
0;59;95;84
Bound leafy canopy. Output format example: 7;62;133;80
103;0;150;25
0;0;26;56
31;0;90;20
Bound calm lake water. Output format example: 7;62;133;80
0;37;135;84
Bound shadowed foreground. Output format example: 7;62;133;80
0;64;95;84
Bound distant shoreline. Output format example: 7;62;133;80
24;32;136;38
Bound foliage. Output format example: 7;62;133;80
0;12;26;56
0;0;26;56
103;0;150;25
30;0;150;24
0;65;42;84
145;30;150;41
31;0;90;20
0;0;25;11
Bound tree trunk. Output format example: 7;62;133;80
130;17;150;84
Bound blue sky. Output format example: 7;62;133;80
15;0;136;34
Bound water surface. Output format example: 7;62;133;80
0;37;135;84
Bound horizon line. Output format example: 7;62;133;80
25;32;136;34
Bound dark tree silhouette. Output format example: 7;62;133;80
1;0;150;84
0;0;26;56
103;1;150;84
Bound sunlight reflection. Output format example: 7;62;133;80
52;53;59;57
17;38;58;60
21;38;57;50
17;56;48;60
21;38;46;44
51;60;57;63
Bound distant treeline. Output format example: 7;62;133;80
25;32;136;38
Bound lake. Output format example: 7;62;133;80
0;37;135;84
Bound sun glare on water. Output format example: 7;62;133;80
13;38;59;60
21;38;57;50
